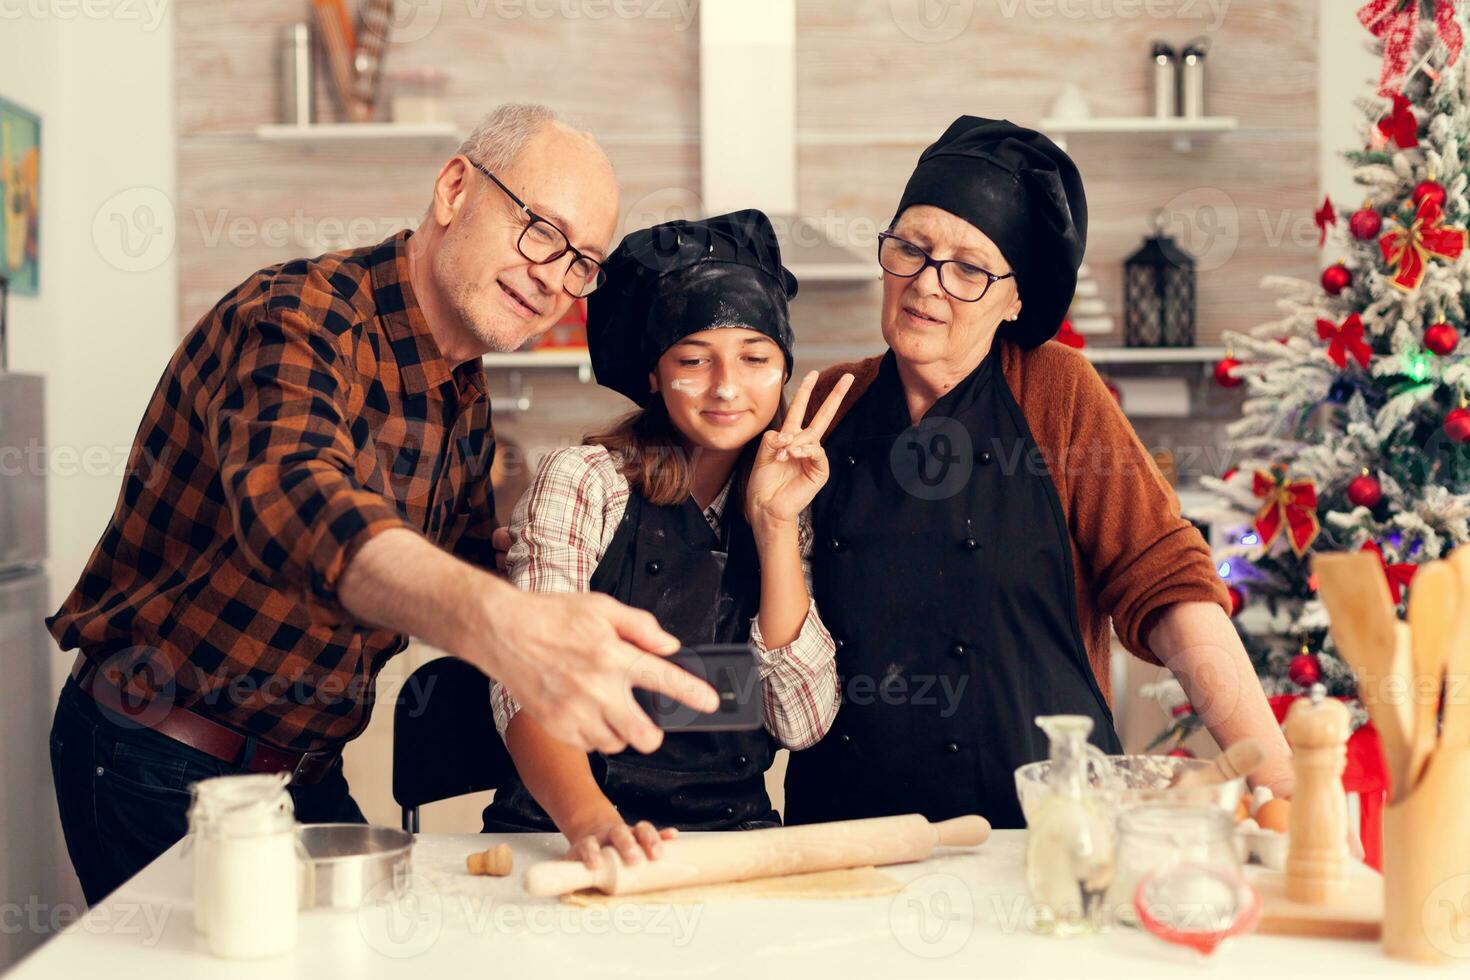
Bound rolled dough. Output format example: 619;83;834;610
559;866;905;906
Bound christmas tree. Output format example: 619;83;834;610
1152;0;1470;749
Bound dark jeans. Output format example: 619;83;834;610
50;677;366;906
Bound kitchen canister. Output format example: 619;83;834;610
278;22;314;126
1150;42;1177;118
189;772;299;959
1179;37;1209;118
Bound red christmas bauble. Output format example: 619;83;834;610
1214;357;1243;388
1426;322;1459;356
1446;407;1470;443
1167;748;1195;759
1227;586;1244;617
1348;207;1382;240
1413;180;1447;208
1288;653;1321;687
1347;473;1382;508
1322;264;1352;295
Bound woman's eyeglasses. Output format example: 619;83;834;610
877;231;1013;304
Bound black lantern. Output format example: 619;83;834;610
1123;216;1196;348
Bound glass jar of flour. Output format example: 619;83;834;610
189;772;299;959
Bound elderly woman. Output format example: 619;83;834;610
784;116;1293;829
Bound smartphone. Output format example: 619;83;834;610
633;643;762;732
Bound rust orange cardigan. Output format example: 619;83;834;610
808;339;1230;707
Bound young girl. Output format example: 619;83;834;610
481;210;853;868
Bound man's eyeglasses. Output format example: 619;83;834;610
877;231;1014;304
469;159;606;299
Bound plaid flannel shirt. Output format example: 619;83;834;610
48;230;497;751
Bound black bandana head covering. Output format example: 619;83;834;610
891;116;1088;349
587;209;798;406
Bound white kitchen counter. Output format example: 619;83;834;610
7;830;1417;979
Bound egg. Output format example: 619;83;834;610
1255;797;1291;834
1251;785;1275;812
1234;796;1250;823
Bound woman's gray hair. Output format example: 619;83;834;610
456;103;592;170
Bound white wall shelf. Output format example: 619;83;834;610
1040;116;1239;135
482;350;589;367
483;345;1228;374
480;344;1228;415
799;119;1243;150
253;122;462;143
1040;116;1239;153
798;344;1231;366
483;349;593;385
1083;345;1228;364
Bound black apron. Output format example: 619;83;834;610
784;348;1121;830
483;486;780;833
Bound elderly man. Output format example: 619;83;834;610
47;103;716;904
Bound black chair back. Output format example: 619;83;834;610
392;657;513;832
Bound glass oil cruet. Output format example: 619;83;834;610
1024;714;1117;936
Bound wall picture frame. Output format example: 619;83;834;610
0;96;40;295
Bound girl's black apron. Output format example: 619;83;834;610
483;484;780;832
783;348;1121;830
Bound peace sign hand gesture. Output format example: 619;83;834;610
746;371;855;527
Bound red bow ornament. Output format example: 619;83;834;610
1375;94;1419;150
1379;197;1468;291
1316;312;1373;370
1252;470;1321;557
1315;196;1337;246
1359;0;1463;98
1361;540;1418;604
1056;318;1086;349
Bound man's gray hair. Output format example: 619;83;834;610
456;103;593;170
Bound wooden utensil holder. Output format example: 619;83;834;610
1383;746;1470;964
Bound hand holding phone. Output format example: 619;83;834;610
632;644;762;732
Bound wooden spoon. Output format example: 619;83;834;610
1407;559;1455;786
1442;549;1470;752
1390;620;1418;781
1312;551;1414;803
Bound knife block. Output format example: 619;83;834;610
1383;746;1470;963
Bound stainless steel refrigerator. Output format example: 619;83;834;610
0;371;56;969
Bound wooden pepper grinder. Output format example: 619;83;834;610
1284;683;1350;904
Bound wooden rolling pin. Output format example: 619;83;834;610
524;813;990;897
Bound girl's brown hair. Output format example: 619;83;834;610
586;392;788;509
